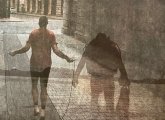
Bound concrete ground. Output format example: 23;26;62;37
0;14;165;120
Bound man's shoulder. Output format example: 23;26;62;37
114;43;120;51
47;29;55;36
111;42;121;55
31;29;40;35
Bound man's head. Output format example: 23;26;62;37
95;33;107;41
39;16;48;28
90;33;107;45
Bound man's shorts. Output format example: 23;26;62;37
30;67;51;87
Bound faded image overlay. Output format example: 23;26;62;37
0;0;165;120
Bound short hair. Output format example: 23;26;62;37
39;16;48;27
95;33;107;40
90;33;107;45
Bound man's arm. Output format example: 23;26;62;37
118;60;130;86
75;55;86;78
115;45;130;86
119;59;128;80
73;54;86;87
9;43;31;56
52;44;73;62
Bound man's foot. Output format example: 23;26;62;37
34;105;40;116
40;116;45;120
40;108;45;120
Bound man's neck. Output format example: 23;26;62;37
40;26;47;30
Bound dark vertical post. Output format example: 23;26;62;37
17;0;20;12
0;0;10;18
7;0;10;17
51;0;57;15
61;0;63;15
62;0;71;34
44;0;48;15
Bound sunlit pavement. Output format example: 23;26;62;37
0;14;165;120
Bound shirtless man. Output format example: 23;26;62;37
9;16;74;120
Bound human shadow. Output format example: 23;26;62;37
73;33;130;119
0;67;74;78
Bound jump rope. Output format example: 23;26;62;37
60;60;76;120
61;45;86;120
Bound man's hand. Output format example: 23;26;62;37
119;78;130;86
9;51;16;56
66;58;75;63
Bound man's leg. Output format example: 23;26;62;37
40;80;48;109
90;75;102;119
31;71;40;115
103;77;115;113
40;68;50;119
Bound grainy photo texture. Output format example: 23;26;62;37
0;0;165;120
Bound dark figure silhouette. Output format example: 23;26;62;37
73;33;130;119
9;16;74;120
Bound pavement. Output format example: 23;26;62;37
15;13;63;20
0;13;63;22
0;15;165;120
